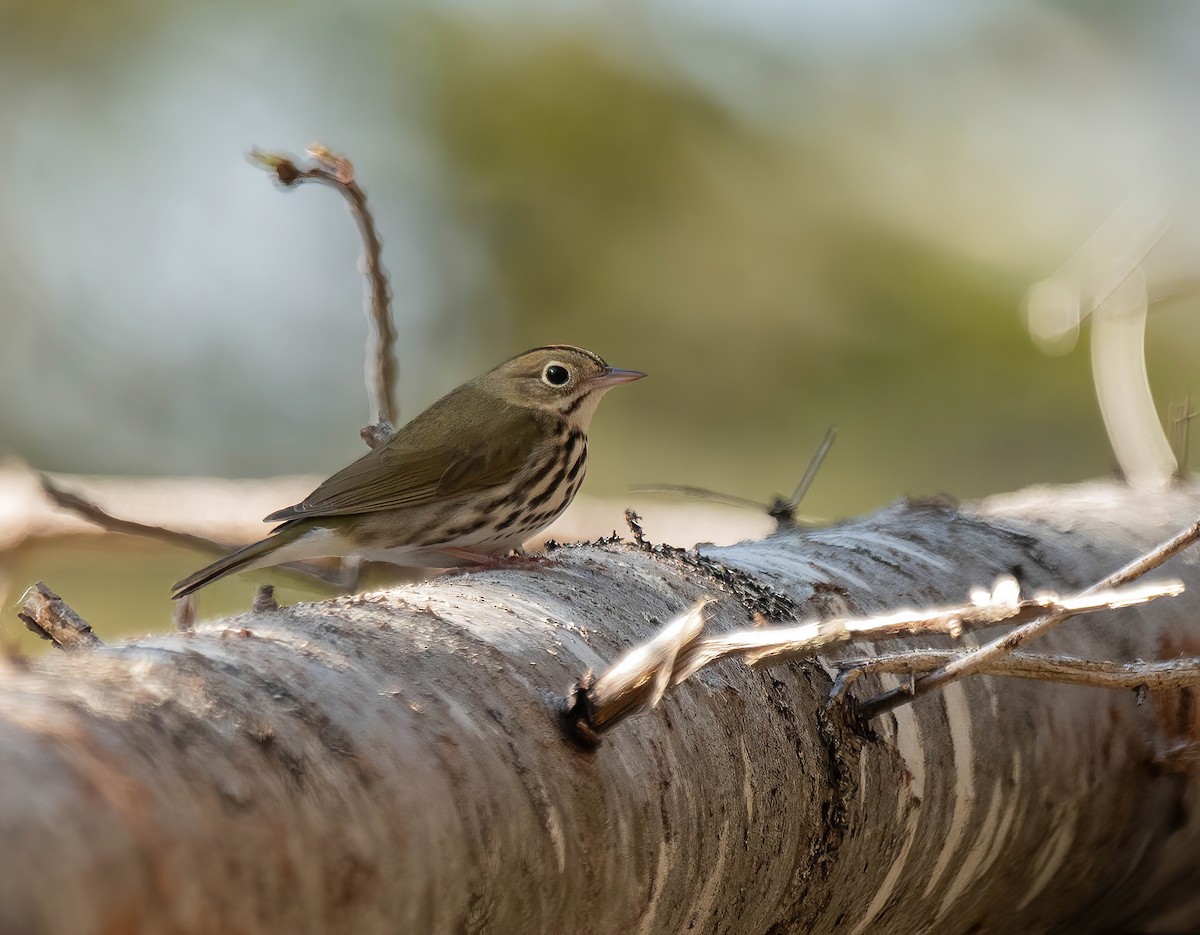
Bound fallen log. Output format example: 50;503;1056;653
2;480;1199;933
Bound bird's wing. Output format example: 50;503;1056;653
264;407;544;522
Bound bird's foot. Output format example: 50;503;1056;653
504;547;555;567
439;547;555;575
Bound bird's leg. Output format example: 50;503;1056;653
436;546;500;565
505;546;554;566
439;546;555;575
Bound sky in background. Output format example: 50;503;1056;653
3;0;1200;519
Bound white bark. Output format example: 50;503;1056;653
2;480;1200;933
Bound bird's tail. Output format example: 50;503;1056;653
170;524;313;599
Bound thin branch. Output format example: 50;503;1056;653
562;578;1182;742
1089;267;1177;487
1169;392;1199;478
627;484;768;514
682;579;1181;678
250;144;398;445
40;474;237;555
253;585;279;613
18;582;103;650
1026;194;1173;346
857;518;1200;719
1081;210;1171;321
830;650;1200;703
774;425;837;527
173;594;196;633
39;474;347;590
1025;196;1176;486
562;601;709;746
630;425;836;528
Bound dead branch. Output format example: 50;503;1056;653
172;594;196;632
1025;195;1177;487
563;602;709;745
38;474;347;591
17;582;102;650
858;517;1200;718
3;483;1200;932
39;473;237;555
564;576;1182;742
830;649;1200;701
253;584;279;613
250;145;397;444
769;424;836;526
626;483;766;513
630;425;836;528
1169;393;1199;477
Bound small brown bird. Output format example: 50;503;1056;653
171;346;644;598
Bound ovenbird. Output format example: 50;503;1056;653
171;346;644;598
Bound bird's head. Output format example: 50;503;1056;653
484;345;645;427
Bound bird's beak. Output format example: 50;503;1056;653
594;366;646;387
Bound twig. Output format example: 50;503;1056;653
250;144;398;445
771;425;837;527
173;594;196;633
631;425;836;528
562;602;709;746
1089;271;1177;487
1026;195;1173;344
1025;196;1176;487
39;474;347;590
1169;393;1199;477
40;474;238;555
253;585;279;613
682;579;1181;677
627;484;766;513
18;582;103;650
857;519;1200;719
831;650;1200;703
562;578;1182;743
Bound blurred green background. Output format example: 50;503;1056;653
4;0;1200;642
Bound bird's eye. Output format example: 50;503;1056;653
543;364;570;386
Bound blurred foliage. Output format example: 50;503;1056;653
417;19;1109;504
2;0;1200;640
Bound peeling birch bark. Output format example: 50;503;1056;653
2;481;1200;933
